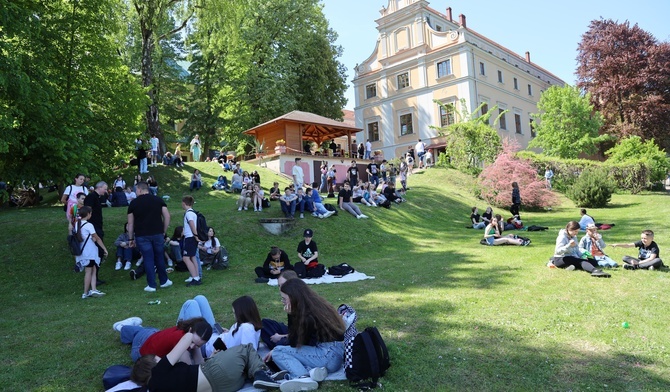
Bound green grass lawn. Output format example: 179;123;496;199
1;162;669;391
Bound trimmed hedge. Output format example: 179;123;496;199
517;151;652;194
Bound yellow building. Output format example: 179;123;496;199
353;0;565;158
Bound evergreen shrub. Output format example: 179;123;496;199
566;167;615;207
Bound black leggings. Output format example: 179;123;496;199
552;256;598;272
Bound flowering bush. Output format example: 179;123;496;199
477;140;558;210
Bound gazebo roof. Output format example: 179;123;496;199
244;110;361;144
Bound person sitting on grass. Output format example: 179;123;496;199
338;181;368;219
237;183;253;211
481;206;493;225
279;187;298;219
197;228;226;269
189;169;202;191
483;215;527;246
578;208;596;231
470;207;486;229
263;278;345;391
352;180;373;207
114;223;140;271
269;181;282;201
211;175;230;191
252;184;265;212
382;181;405;204
611;229;664;270
548;221;610;278
309;182;335;218
579;223;618;268
231;169;243;193
255;246;294;283
296;187;313;219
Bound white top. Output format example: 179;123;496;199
63;185;88;203
124;190;136;202
113;179;126;189
183;209;197;238
292;164;304;184
74;221;99;263
365;141;372;151
150;136;159;151
223;322;260;351
202;238;221;254
415;141;426;154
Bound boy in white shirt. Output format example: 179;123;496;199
181;196;202;286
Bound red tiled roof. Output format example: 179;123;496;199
244;110;360;134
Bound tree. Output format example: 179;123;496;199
478;140;558;209
529;85;605;159
435;100;502;175
0;0;147;186
605;136;670;183
577;19;670;151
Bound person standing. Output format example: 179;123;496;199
366;158;380;189
346;160;359;186
364;139;372;159
61;173;89;224
181;195;203;286
292;157;304;190
190;134;201;162
150;134;159;167
127;181;173;292
84;181;108;284
511;182;521;217
415;139;426;169
544;166;554;189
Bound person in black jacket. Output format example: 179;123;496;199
255;246;293;283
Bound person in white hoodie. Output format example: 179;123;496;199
549;221;610;278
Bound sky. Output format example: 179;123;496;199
322;0;670;110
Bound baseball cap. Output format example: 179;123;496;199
303;229;313;237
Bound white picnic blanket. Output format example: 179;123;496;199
267;271;375;286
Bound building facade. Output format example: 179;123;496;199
353;0;565;159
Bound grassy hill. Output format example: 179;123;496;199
1;161;669;391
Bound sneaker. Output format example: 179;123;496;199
271;370;289;381
255;277;270;284
187;278;202;286
144;286;157;292
81;292;89;299
243;207;248;211
565;265;576;271
591;269;611;278
136;258;144;266
318;214;325;219
115;261;122;270
160;279;173;288
280;377;318;392
113;317;143;332
238;207;243;211
325;211;336;217
259;207;263;211
300;213;304;219
167;258;174;267
624;264;637;270
546;261;556;268
356;214;362;219
359;214;369;219
124;261;132;270
88;289;106;297
185;277;193;283
130;269;137;280
309;367;327;382
252;370;281;390
254;207;258;212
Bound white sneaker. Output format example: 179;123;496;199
325;211;335;217
356;214;362;219
309;367;328;382
238;207;242;211
254;207;258;212
124;261;132;270
160;279;173;288
259;207;263;211
280;377;318;392
167;259;174;267
113;317;143;332
318;214;325;219
115;261;122;270
136;258;144;266
300;213;304;219
144;286;156;292
88;289;106;297
81;292;89;299
185;277;193;283
243;207;248;210
360;214;369;219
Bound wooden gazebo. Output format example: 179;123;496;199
243;110;362;156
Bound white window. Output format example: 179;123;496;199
397;72;410;89
399;113;413;135
439;104;455;127
436;59;452;78
365;83;377;99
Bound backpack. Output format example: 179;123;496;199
102;364;141;391
328;263;355;276
68;222;90;256
261;197;271;208
527;225;549;232
190;209;209;241
345;326;390;389
294;262;326;278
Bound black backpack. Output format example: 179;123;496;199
328;263;355;276
345;326;390;389
323;203;338;215
190;209;209;241
67;223;90;256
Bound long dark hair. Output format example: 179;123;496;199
209;228;217;248
230;296;262;335
171;226;183;241
176;317;212;342
76;206;92;242
280;279;345;347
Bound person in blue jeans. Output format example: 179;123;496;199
309;182;335;219
263;278;345;390
127;181;173;292
279;187;297;218
296;187;313;218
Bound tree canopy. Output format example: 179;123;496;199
577;18;670;151
529;85;605;159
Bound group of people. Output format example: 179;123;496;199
111;270;345;392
